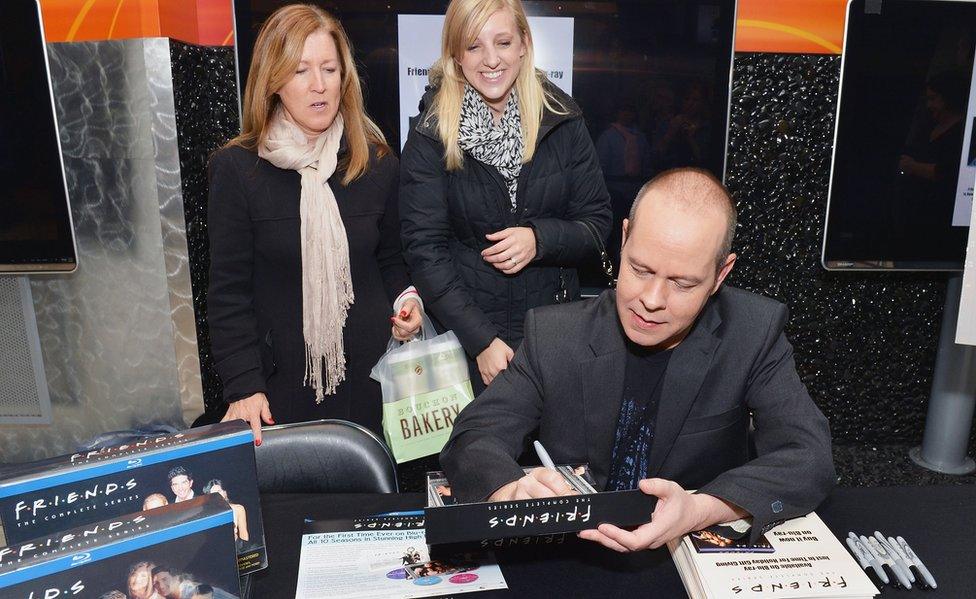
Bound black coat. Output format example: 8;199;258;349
207;143;408;434
400;84;612;364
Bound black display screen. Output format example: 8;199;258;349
823;0;976;270
232;0;735;287
0;0;76;273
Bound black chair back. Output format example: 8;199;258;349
254;419;398;494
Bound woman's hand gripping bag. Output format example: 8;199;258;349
371;315;474;463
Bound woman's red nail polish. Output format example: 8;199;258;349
390;316;396;323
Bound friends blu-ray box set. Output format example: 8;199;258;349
424;465;656;546
0;494;241;599
0;421;266;575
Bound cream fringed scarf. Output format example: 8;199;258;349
258;108;352;402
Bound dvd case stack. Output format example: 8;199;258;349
0;494;241;599
0;421;266;574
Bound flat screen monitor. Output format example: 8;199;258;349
0;0;76;274
232;0;736;287
823;0;976;270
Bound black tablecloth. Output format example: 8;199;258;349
249;485;975;598
814;485;974;597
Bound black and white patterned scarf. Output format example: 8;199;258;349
458;85;524;211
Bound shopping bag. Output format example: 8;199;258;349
370;314;474;463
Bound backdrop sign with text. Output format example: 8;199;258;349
952;57;976;228
959;168;976;345
397;14;574;150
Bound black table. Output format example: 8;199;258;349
248;485;975;598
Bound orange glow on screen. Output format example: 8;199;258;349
37;0;843;54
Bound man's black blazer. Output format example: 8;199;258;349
440;288;835;538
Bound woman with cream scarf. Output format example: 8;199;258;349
207;4;421;443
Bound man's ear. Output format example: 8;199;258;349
621;218;630;253
711;253;736;294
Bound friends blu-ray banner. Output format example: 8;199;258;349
0;421;266;574
0;494;240;599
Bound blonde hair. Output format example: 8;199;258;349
427;0;566;170
228;3;388;183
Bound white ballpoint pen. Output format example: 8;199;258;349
533;440;558;471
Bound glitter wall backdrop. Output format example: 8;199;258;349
170;42;240;413
725;53;955;447
174;48;970;450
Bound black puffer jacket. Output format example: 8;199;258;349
400;83;611;359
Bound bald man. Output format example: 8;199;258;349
440;167;834;551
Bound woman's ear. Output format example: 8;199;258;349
520;30;530;58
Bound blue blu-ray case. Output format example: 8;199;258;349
0;421;266;574
0;494;240;598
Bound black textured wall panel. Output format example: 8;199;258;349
170;42;240;414
726;53;955;446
